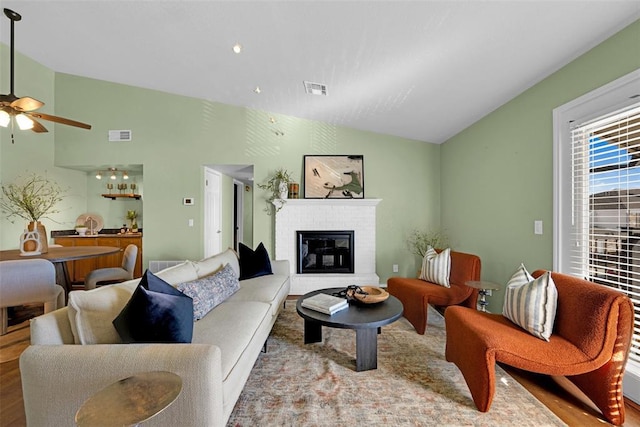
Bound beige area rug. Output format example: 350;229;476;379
228;304;566;426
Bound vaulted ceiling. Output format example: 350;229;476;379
1;1;639;143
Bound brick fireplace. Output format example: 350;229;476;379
274;198;381;295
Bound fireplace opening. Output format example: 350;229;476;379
297;230;354;274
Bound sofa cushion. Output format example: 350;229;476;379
419;246;451;287
503;267;558;341
238;242;273;280
67;279;139;344
113;270;194;343
226;273;289;316
177;263;240;321
194;248;240;279
154;260;199;285
192;301;270;380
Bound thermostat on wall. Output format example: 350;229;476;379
183;197;194;206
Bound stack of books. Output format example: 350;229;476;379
301;293;349;315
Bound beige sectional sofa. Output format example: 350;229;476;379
19;249;290;427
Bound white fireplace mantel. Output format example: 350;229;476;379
274;198;381;295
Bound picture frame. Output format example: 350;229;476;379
303;155;365;199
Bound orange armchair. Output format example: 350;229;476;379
387;250;481;334
444;270;634;425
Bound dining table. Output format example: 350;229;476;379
0;246;121;297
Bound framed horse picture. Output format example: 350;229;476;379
303;155;364;199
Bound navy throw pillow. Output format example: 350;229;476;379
238;242;273;280
113;270;194;343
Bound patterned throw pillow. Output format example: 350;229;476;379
177;263;240;321
502;265;558;341
419;246;451;288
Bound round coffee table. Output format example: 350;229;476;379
296;287;403;371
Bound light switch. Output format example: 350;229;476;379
188;219;194;227
393;264;399;273
534;220;543;235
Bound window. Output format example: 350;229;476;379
554;69;640;402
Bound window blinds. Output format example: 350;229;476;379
570;103;640;365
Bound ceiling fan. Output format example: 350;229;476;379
0;8;91;139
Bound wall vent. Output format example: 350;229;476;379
108;130;132;142
148;260;185;273
303;81;328;96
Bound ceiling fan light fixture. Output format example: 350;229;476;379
0;110;9;127
15;113;33;130
1;8;92;136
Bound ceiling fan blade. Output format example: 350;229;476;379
27;112;92;130
29;116;48;133
11;96;44;112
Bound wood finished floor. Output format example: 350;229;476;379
2;305;640;426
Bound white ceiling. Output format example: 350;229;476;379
1;1;639;144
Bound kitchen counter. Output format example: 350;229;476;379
55;233;142;238
51;228;142;237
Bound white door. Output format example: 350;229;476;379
204;167;222;257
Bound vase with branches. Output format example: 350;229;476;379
0;173;66;253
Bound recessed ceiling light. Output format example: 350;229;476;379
254;86;261;94
232;43;242;54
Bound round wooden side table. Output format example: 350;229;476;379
75;371;182;426
465;280;502;312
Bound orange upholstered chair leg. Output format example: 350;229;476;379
445;308;496;411
567;297;632;426
388;283;429;335
567;363;625;425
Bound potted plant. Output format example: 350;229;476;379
126;210;139;232
406;229;448;258
257;168;293;213
0;173;66;253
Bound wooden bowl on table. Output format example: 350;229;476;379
347;286;389;304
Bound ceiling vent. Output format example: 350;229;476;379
303;81;328;96
108;130;132;142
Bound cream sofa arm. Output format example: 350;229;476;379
20;343;225;427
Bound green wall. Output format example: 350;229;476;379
0;63;441;283
440;19;640;311
0;47;87;248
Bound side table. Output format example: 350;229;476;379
75;371;182;426
465;280;502;312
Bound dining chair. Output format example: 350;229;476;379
0;259;65;335
84;244;138;290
